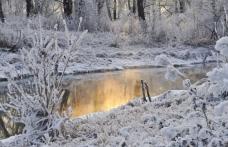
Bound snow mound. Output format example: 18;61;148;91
155;54;171;66
160;127;178;141
215;37;228;57
207;64;228;82
214;101;228;116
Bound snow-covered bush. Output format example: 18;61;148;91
215;36;228;58
0;24;24;50
205;37;228;98
173;37;228;146
1;18;87;145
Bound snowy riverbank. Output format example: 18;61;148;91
2;82;228;146
47;85;228;147
0;32;216;81
1;33;226;147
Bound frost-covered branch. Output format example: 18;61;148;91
2;17;87;145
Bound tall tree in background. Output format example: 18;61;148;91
179;0;185;13
96;0;105;31
26;0;34;17
97;0;105;15
113;0;117;20
128;0;131;11
133;0;136;14
0;0;5;23
106;0;112;20
224;6;228;36
137;0;145;20
175;0;178;13
211;0;219;40
63;0;73;17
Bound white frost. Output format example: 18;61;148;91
215;37;228;57
214;101;228;116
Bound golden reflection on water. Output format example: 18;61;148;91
67;66;212;117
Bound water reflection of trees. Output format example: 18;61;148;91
68;66;213;116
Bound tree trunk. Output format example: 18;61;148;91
63;0;73;17
113;0;117;20
224;6;228;36
211;0;218;40
151;0;156;34
137;0;145;20
133;0;136;14
97;0;105;15
96;0;105;31
175;0;178;13
106;0;112;20
26;0;34;17
128;0;131;11
75;0;86;30
0;0;5;23
179;0;185;13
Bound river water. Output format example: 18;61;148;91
63;64;214;117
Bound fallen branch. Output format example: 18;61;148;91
141;80;152;102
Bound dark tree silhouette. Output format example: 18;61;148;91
128;0;131;11
63;0;73;17
179;0;185;13
26;0;34;17
133;0;136;14
137;0;145;20
0;0;5;23
113;0;117;20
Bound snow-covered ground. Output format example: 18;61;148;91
41;36;227;147
3;85;228;146
0;32;216;81
47;36;227;147
0;33;225;147
46;86;228;147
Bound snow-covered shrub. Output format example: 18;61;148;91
205;37;228;98
207;64;228;97
161;38;228;142
215;36;228;58
180;37;228;101
0;24;24;50
1;18;87;145
214;101;228;116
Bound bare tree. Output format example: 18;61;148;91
175;0;178;13
113;0;117;20
0;0;5;23
224;6;228;36
133;0;136;14
106;0;112;20
26;0;34;17
128;0;131;11
63;0;73;17
179;0;185;13
97;0;105;15
137;0;145;20
210;0;219;40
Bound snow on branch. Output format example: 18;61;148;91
2;17;87;146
